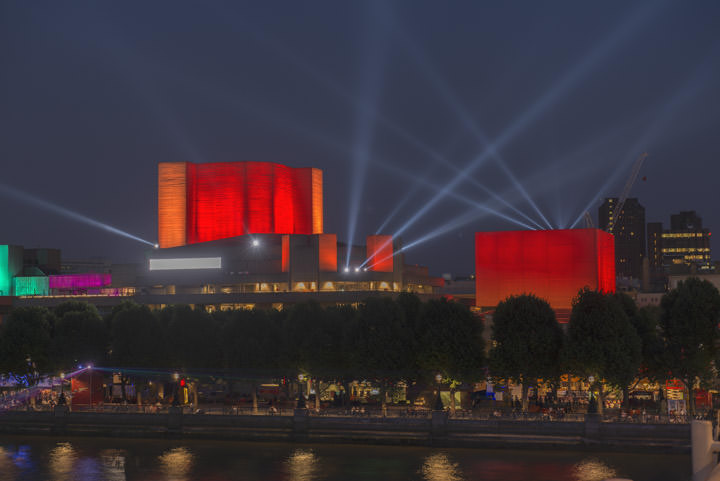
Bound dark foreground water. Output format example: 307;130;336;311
0;435;690;481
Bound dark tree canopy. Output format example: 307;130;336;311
415;298;485;384
659;277;720;412
164;305;220;369
0;307;53;385
52;302;107;371
109;302;164;368
564;288;641;391
490;294;563;387
352;297;414;381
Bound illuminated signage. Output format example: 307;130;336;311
149;257;222;270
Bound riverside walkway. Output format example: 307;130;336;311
0;404;691;453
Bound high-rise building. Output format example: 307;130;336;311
598;198;646;279
647;211;712;276
646;222;663;271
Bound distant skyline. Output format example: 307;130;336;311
1;1;719;275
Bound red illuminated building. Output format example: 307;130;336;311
366;235;394;272
158;161;323;248
475;229;615;311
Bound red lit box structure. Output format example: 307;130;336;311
158;162;323;248
475;229;615;310
366;235;394;272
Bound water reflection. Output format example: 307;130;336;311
573;458;618;481
158;447;194;481
0;447;20;479
421;453;464;481
49;442;78;481
100;449;127;481
286;448;320;481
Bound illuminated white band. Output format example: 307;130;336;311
149;257;222;270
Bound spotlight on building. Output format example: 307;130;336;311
343;267;350;273
354;267;360;273
154;243;159;249
252;239;260;247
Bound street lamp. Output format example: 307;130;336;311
172;372;180;407
297;374;306;409
58;372;66;405
434;373;444;411
587;375;597;414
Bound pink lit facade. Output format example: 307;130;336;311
49;274;112;289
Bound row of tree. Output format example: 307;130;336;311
491;278;720;413
1;277;718;413
0;295;485;388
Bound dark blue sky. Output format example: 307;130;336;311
1;1;719;276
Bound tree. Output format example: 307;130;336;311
659;277;720;414
415;298;485;412
0;307;53;386
109;302;164;401
489;294;563;410
633;305;666;382
613;293;665;408
164;305;220;369
563;288;641;414
217;307;279;411
52;302;108;371
351;297;414;413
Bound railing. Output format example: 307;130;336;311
0;401;698;425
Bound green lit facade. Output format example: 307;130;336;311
13;276;50;296
0;245;24;296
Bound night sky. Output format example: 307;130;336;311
1;1;719;276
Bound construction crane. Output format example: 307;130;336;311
607;152;648;235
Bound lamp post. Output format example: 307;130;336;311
297;374;306;409
172;372;180;407
588;375;597;414
434;373;444;411
58;372;66;406
88;365;93;408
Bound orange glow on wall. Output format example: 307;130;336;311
366;235;394;272
475;229;615;311
281;235;290;273
158;162;187;248
158;162;324;247
311;168;323;234
318;233;337;272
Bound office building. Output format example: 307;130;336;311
598;198;646;280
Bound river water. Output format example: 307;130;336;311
0;435;690;481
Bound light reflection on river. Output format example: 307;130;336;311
0;435;689;481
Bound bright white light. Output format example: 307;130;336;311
149;257;222;270
354;267;360;273
252;239;260;247
154;243;159;249
343;267;350;273
363;267;368;272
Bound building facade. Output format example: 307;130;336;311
598;197;646;280
4;161;444;315
475;228;615;314
647;211;712;274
